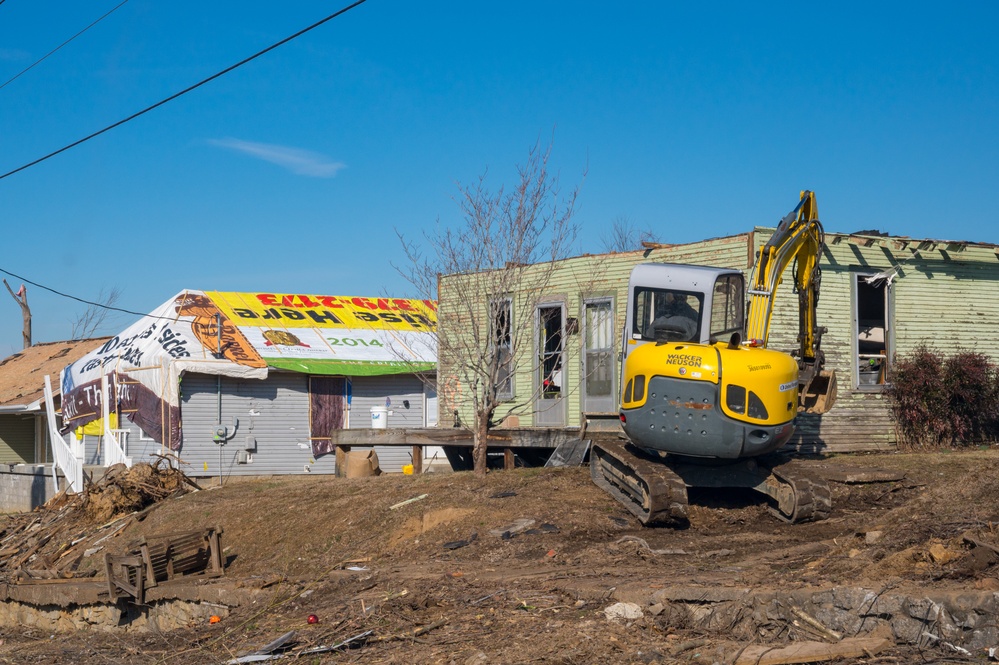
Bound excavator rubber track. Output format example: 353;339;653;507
766;457;832;523
590;439;689;527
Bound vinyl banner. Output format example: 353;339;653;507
60;291;438;448
60;291;268;449
206;292;438;375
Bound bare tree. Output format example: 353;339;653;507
3;280;31;349
601;215;662;252
397;140;580;475
70;285;123;339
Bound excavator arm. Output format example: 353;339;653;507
746;191;837;413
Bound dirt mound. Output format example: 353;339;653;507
0;450;998;663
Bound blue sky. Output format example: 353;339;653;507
1;1;996;357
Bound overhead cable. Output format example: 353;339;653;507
0;0;132;93
0;0;369;181
0;266;175;321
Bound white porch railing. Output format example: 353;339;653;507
101;374;132;468
43;375;84;494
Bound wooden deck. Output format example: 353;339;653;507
328;427;580;474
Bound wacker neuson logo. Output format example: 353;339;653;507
666;354;700;367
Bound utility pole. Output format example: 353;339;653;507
3;279;31;349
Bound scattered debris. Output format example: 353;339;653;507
604;602;643;623
471;589;505;605
443;532;478;550
789;605;843;643
0;460;197;584
245;630;296;657
862;529;884;544
389;494;428;510
335;557;372;570
84;461;195;523
296;630;374;656
104;526;224;604
732;636;893;665
615;535;686;556
942;641;972;656
964;532;999;557
927;540;962;565
489;518;536;538
820;465;906;484
544;439;591;467
370;619;446;643
227;630;372;663
671;638;709;655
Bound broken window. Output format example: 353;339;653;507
538;305;564;397
490;297;514;400
854;273;892;389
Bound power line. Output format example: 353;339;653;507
0;266;174;321
0;0;132;93
0;0;369;181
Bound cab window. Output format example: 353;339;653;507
710;274;744;337
633;288;703;342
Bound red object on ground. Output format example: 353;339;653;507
307;614;319;624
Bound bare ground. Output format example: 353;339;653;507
1;447;998;664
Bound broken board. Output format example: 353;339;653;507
733;636;892;664
545;439;590;468
818;465;905;484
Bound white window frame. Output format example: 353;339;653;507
491;296;514;401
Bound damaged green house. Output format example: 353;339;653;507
437;227;999;453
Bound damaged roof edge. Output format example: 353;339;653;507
755;226;999;252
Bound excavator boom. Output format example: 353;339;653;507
747;190;837;414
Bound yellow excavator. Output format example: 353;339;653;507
590;191;838;525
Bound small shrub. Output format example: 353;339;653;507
944;351;999;441
888;345;999;448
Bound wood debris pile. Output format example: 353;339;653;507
0;460;198;584
82;459;191;523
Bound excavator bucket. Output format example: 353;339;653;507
799;370;838;414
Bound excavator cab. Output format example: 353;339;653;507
626;264;743;346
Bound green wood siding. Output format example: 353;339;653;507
440;229;999;454
756;229;999;453
440;234;753;429
0;415;35;464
